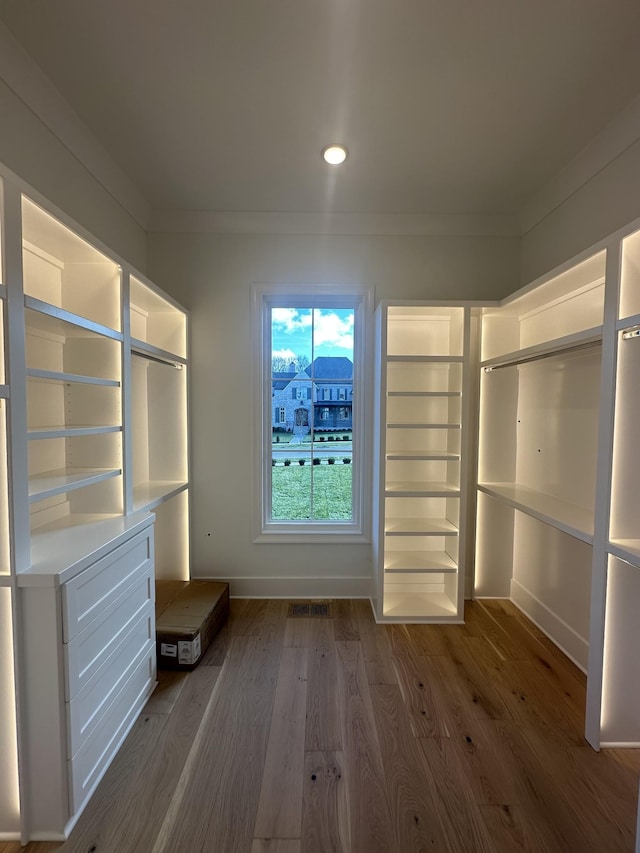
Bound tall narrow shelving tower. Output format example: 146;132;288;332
0;175;21;838
128;274;189;580
588;226;640;748
373;303;475;622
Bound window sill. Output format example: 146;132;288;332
254;523;370;544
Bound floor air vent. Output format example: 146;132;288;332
287;602;331;618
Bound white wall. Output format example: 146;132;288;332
521;137;640;284
0;79;147;270
147;231;520;597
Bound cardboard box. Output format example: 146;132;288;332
155;580;229;670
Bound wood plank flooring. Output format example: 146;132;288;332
6;598;640;853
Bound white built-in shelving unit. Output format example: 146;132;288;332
0;167;190;843
0;177;22;839
475;252;606;671
373;304;477;621
588;225;640;749
129;275;189;580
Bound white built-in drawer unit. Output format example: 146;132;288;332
62;527;153;642
19;514;156;839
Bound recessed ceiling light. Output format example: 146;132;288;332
322;144;348;165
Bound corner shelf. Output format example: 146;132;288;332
608;540;640;565
132;480;188;513
477;482;594;544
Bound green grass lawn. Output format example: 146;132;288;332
272;463;352;520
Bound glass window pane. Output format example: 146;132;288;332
270;305;354;523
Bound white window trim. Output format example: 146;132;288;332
251;283;373;543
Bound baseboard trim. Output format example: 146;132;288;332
510;578;588;673
193;576;372;599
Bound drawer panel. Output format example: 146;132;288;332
62;528;153;642
68;645;155;814
64;566;153;700
67;611;154;757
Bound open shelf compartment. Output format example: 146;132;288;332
130;275;187;359
22;196;121;332
481;251;606;363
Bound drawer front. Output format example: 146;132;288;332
64;565;153;700
67;608;155;757
68;645;155;814
62;528;153;642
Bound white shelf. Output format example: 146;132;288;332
480;325;602;370
386;451;460;461
25;295;123;341
27;368;120;387
382;591;458;619
477;482;594;543
387;355;464;364
132;480;188;512
385;551;458;572
616;312;640;332
387;422;461;430
608;540;640;567
387;391;461;397
28;425;121;440
28;467;121;502
385;517;458;535
386;481;460;497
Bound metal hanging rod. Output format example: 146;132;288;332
482;339;601;373
131;347;183;370
621;325;640;341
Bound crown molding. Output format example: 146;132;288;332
147;209;521;237
0;22;151;230
520;93;640;236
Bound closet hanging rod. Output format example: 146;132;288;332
131;347;183;369
482;339;601;373
621;325;640;341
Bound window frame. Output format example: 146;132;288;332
252;283;373;542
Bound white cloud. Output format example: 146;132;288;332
313;310;354;351
272;348;297;360
272;308;312;333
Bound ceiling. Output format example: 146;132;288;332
1;0;640;218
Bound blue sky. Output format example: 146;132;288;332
271;308;354;362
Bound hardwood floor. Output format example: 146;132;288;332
5;598;640;853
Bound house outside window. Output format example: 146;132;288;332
252;284;372;541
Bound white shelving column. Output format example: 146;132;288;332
592;225;640;748
374;303;473;622
128;274;189;581
0;176;22;840
21;197;125;561
475;251;606;671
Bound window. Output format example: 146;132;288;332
279;407;285;424
252;284;372;540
